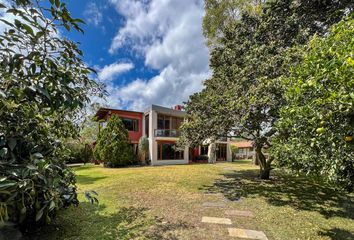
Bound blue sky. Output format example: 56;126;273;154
63;0;210;110
0;0;210;111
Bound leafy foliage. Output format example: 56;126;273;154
272;16;354;191
181;0;354;179
203;0;264;47
64;140;93;164
94;115;135;167
138;136;149;165
0;0;103;229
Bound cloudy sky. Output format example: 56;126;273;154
63;0;210;111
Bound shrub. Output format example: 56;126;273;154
230;145;238;161
138;136;149;165
0;0;103;230
94;115;135;167
195;155;209;161
64;140;93;164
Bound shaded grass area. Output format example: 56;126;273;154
26;161;354;240
201;168;354;240
27;203;189;240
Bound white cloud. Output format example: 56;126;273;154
84;2;103;27
98;62;134;82
105;0;210;110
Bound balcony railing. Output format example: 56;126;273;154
154;129;180;137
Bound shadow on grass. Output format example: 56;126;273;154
318;228;354;240
76;174;107;185
201;169;354;220
26;203;190;240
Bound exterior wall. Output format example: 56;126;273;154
144;106;188;166
235;147;255;159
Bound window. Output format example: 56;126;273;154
145;114;149;137
157;114;166;129
157;142;184;160
200;145;208;155
157;114;183;130
122;118;139;132
216;144;227;161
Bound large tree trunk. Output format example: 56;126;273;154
255;146;272;180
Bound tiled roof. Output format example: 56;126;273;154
231;141;253;148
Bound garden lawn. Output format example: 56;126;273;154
30;161;354;240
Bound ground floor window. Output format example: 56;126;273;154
200;145;208;155
157;142;184;160
216;143;227;161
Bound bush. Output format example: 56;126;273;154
0;0;103;231
64;140;93;164
0;136;78;229
195;155;209;161
94;115;135;167
138;136;149;165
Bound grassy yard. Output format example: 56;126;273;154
29;161;354;240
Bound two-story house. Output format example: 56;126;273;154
95;104;232;165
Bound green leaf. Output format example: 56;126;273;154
21;23;34;36
49;200;55;211
35;206;46;221
32;153;44;159
64;23;70;31
0;19;14;27
0;182;17;190
14;19;21;28
8;138;16;151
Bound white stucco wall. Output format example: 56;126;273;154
145;108;188;166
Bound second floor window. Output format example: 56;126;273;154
122;118;139;132
157;114;183;130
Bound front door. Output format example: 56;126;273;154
216;144;227;161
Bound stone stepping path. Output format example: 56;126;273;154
228;228;268;240
202;217;232;225
225;210;254;218
202;202;226;208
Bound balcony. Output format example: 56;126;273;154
154;129;180;137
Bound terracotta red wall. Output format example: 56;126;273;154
105;110;143;143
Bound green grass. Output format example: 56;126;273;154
29;161;354;240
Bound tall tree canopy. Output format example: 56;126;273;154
0;0;104;228
203;0;264;47
180;0;354;179
272;16;354;191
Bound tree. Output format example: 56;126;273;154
94;115;135;167
203;0;264;47
230;145;238;161
0;0;103;229
272;16;354;191
79;103;103;143
138;136;149;165
180;0;354;179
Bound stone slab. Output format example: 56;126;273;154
228;228;268;240
202;217;232;225
202;202;226;208
225;210;254;217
